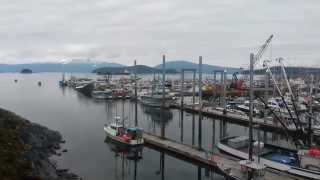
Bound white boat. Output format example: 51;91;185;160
217;136;320;180
104;118;144;146
91;89;113;99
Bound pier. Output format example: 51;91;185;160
143;133;304;180
170;103;320;138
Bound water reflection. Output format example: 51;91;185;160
105;137;143;180
142;106;173;124
0;73;305;180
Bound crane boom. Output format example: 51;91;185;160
253;34;273;67
242;34;273;79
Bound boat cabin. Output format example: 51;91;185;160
109;123;125;136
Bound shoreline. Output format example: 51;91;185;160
0;107;79;180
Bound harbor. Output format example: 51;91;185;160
1;0;320;179
1;56;320;179
52;39;320;180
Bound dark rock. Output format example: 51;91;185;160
0;107;80;180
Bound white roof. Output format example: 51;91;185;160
239;160;266;170
110;122;123;128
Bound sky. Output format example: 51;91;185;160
0;0;319;68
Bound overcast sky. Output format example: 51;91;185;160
0;0;319;67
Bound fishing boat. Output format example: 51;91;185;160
140;92;176;108
91;89;113;99
104;117;144;146
113;88;131;99
235;100;260;115
140;86;176;108
217;136;320;179
75;81;94;97
59;73;67;86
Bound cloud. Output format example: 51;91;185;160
0;0;319;67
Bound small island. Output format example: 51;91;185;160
20;68;33;74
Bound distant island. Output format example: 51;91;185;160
20;68;32;74
93;65;178;75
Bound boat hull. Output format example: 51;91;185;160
140;95;175;108
217;137;320;180
76;82;94;97
104;126;144;146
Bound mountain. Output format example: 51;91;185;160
93;65;178;75
0;62;124;73
242;66;320;76
154;60;241;74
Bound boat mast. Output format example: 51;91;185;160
308;74;314;147
278;58;303;130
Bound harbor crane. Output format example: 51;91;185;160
231;34;274;91
253;34;273;67
243;34;273;75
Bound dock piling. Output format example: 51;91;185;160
198;56;203;149
134;60;138;126
161;55;166;139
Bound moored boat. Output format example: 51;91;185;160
104;118;144;146
75;82;94;97
91;89;113;99
217;136;320;179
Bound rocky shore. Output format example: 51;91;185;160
0;108;80;180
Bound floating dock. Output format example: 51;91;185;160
143;132;304;180
170;104;320;138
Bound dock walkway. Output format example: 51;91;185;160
143;132;304;180
171;104;320;138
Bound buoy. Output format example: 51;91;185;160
14;79;18;83
38;81;42;86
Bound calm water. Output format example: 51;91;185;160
0;73;290;180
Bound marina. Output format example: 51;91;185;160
53;47;320;179
2;51;319;179
1;1;320;179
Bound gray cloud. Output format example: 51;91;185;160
0;0;319;67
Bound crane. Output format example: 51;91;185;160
242;34;273;79
253;34;273;68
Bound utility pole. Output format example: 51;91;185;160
249;53;254;161
264;72;269;142
248;53;255;180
